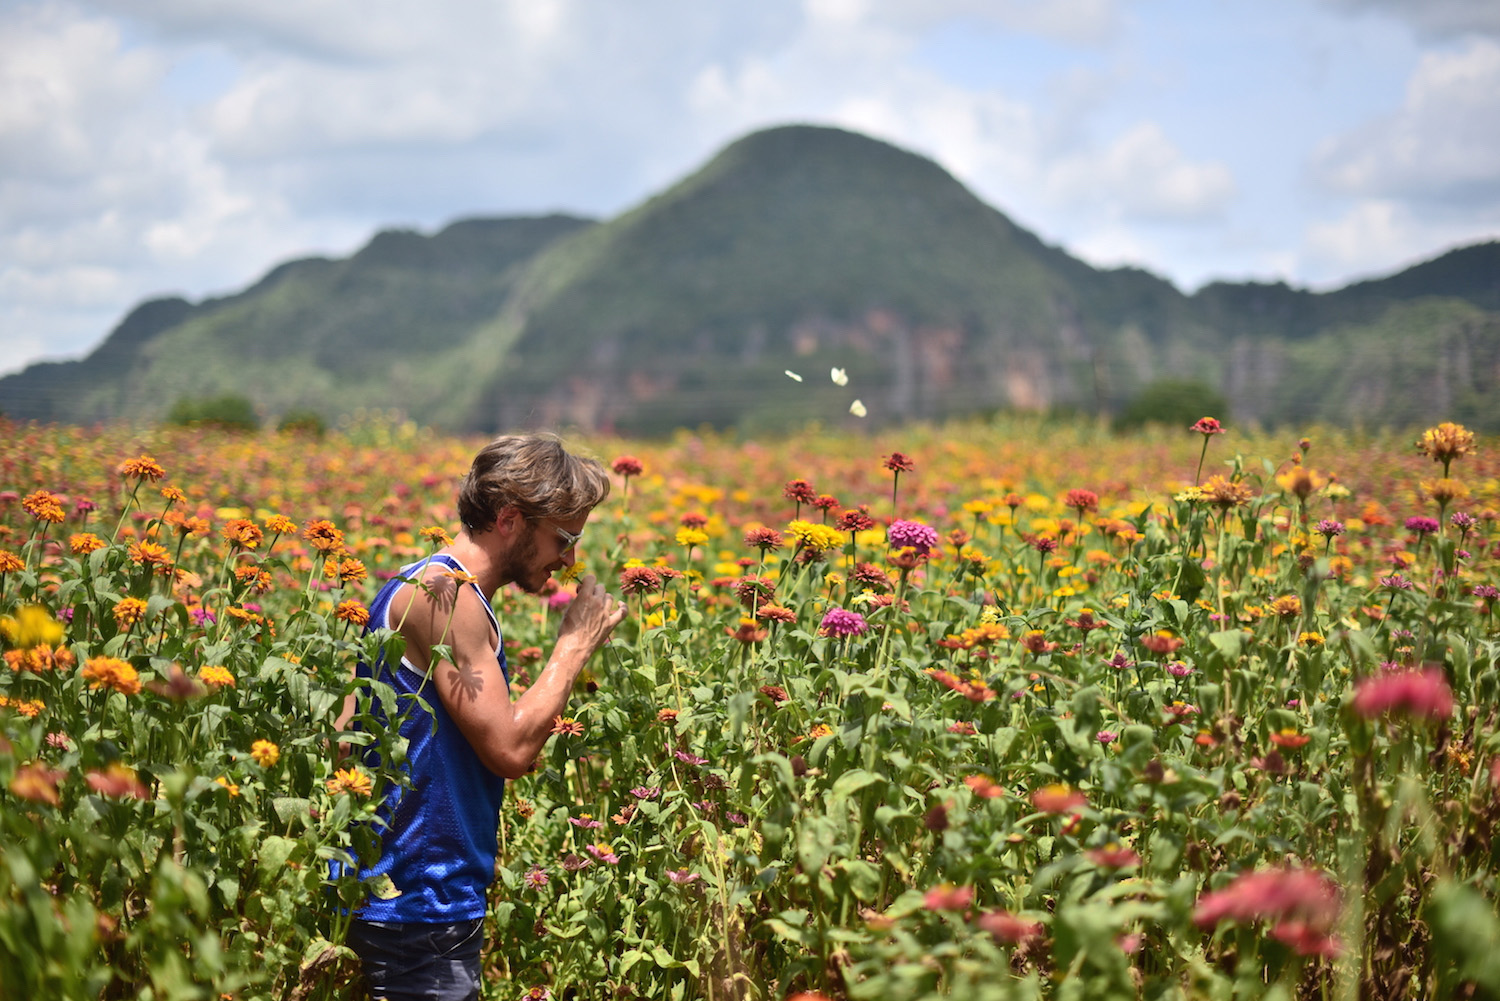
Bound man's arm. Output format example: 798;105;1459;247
402;571;625;779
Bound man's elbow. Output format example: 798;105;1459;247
485;750;538;781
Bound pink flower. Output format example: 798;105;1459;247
611;456;643;477
1351;667;1453;722
923;883;974;911
1193;867;1340;939
1030;784;1087;814
818;608;869;638
976;909;1043;945
1086;844;1141;869
887;519;939;557
1191;417;1224;435
666;869;701;884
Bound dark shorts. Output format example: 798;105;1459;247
347;917;485;1001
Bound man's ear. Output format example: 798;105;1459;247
494;505;525;537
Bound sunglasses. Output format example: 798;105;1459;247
532;519;582;552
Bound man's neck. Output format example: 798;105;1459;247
443;531;510;600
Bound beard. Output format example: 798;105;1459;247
502;523;548;595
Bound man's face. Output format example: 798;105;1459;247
504;513;585;595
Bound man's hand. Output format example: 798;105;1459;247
556;574;627;658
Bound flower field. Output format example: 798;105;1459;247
1;413;1498;1000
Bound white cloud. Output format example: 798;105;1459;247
1043;122;1237;222
1312;38;1500;200
1299;198;1500;284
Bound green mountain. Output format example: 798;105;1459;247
2;124;1496;433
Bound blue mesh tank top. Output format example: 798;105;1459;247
350;553;510;923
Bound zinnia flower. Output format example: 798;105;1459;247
818;607;869;638
550;716;585;737
222;519;264;550
199;664;236;690
81;656;141;695
335;600;371;626
250;739;280;767
1351;667;1453;722
1190;417;1224;435
923;883;973;911
118;455;166;481
887;519;939;557
326;767;373;796
1030;784;1087;814
611;455;643;477
976;908;1044;946
86;763;149;799
10;763;64;806
619;566;662;595
1416;422;1475;469
883;452;916;474
302;519;344;553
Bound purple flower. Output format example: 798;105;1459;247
1451;512;1477;532
547;590;574;610
1314;519;1345;539
674;749;708;766
1405;516;1440;535
1473;584;1499;600
523;865;549;887
818;607;870;638
1379;574;1414;591
630;786;661;800
568;814;603;829
726;811;747;825
888;519;939;557
190;607;216;626
560;853;592;872
1097;730;1118;745
666;869;701;884
1107;653;1135;670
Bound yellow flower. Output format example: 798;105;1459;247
0;605;65;649
199;665;236;690
1299;632;1325;647
250;740;280;768
675;527;709;548
1417;422;1475;465
214;776;240;797
785;520;845;553
118;454;166;481
69;533;107;555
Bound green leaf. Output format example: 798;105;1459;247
830;767;881;799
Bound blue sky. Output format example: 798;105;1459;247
1;0;1497;377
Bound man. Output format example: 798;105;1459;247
341;433;627;1001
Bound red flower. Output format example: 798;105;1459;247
1064;489;1100;514
782;479;817;504
883;452;916;474
1191;417;1224;435
1193;867;1340;937
611;455;643;477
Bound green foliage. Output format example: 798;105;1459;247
166;393;261;431
277;408;328;436
1113;379;1227;432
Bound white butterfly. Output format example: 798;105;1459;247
849;399;867;418
830;368;848;386
785;370;803;382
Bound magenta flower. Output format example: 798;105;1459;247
1378;573;1414;591
818;607;870;638
568;814;604;829
666;869;701;884
523;865;549;888
1314;519;1345;539
630;786;661;800
1193;867;1341;957
1405;516;1440;535
887;518;939;556
585;842;620;865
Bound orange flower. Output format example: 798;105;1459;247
1030;783;1087;814
234;565;273;593
223;519;264;550
335;600;371;627
323;556;367;585
326;767;373;796
302;520;345;553
263;514;297;536
128;540;174;574
112;597;149;630
118;455;166;481
420;525;453;545
0;550;24;573
21;490;65;523
199;665;236;690
81;656;141;696
214;775;240;797
68;533;106;555
10;763;64;806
